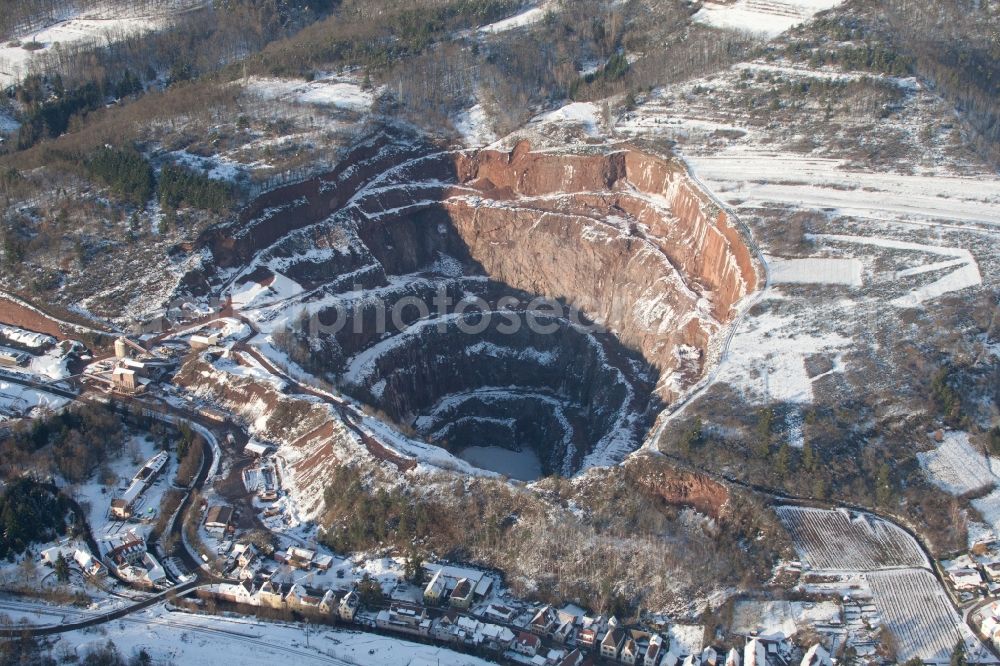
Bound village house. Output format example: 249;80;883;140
449;577;475;610
645;634;664;666
74;550;107;578
661;651;680;666
482;603;517;624
0;347;30;367
339;590;360;621
244;441;272;457
431;611;462;643
577;628;598;649
287;584;322;612
232;543;257;568
725;648;741;666
204;505;234;532
257;580;285;609
552;617;575;644
287;546;315;569
530;605;559;635
514;631;541;657
682;654;699;666
40;546;66;566
744;639;766;666
949;567;984;591
621;637;641;665
105;531;146;572
376;603;432;637
479;623;516;652
423;569;447;605
702;646;719;666
217;580;256;605
984;561;1000;583
319;589;337;615
421;563;494;604
601;627;625;660
559;649;584;666
800;644;832;666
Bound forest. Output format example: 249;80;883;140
0;403;125;482
0;477;74;559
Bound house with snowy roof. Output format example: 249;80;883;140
74;549;107;578
423;569;447;604
376;603;431;637
559;649;584;666
800;644;832;666
339;589;360;621
514;631;541;657
744;639;766;666
218;580;256;605
601;627;625;660
645;635;664;666
530;605;559;635
621;636;642;664
479;623;515;651
257;580;285;609
449;577;475;610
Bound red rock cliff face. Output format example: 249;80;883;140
445;142;760;399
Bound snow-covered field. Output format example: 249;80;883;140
918;431;996;497
776;506;927;571
689;152;1000;230
730;600;840;641
52;605;497;666
245;75;374;113
768;256;863;287
693;0;846;39
778;506;993;661
711;304;851;405
478;3;550;34
867;569;989;663
0;1;207;87
0;378;69;417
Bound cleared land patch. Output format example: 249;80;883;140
917;431;995;497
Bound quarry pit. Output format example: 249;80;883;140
199;135;761;479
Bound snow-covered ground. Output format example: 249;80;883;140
0;378;69;417
767;256;862;287
0;1;208;87
535;102;603;137
918;431;996;497
51;604;498;666
478;4;549;34
730;600;840;641
693;0;845;39
689;152;1000;229
74;434;176;553
454;103;497;147
244;75;374;113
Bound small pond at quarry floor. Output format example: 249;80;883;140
458;446;543;482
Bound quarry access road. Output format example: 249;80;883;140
230;314;418;472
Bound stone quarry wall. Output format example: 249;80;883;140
445;142;760;394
